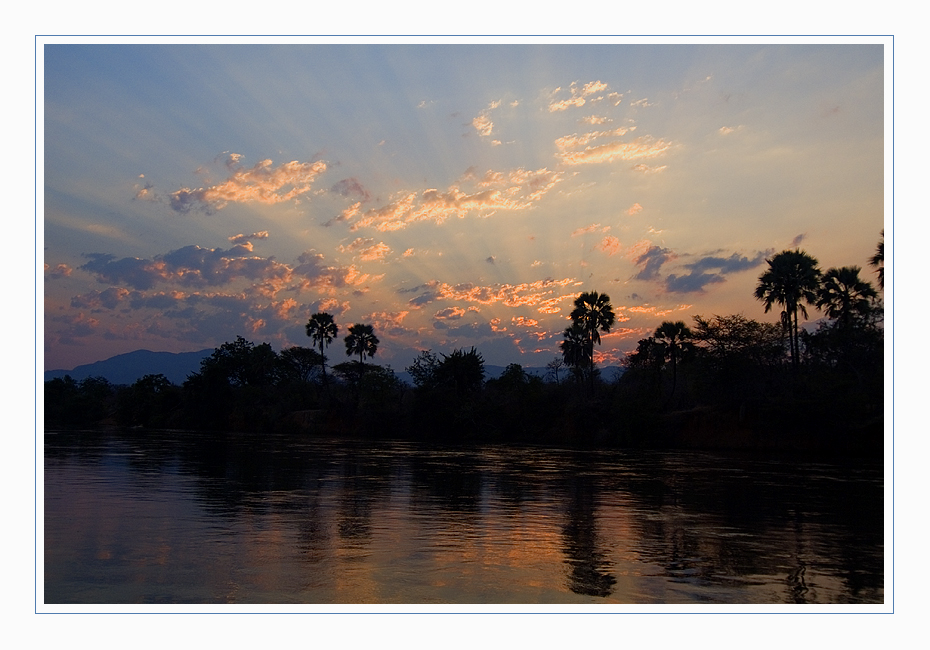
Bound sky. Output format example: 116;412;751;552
42;42;886;372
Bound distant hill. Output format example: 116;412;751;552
44;349;624;387
44;349;213;385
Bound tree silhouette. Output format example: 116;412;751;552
568;291;615;390
560;322;592;380
817;266;878;330
754;250;821;369
436;347;485;395
344;323;379;366
869;230;884;289
654;320;694;398
306;312;338;386
278;346;324;385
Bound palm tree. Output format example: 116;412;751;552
306;312;338;386
754;250;821;368
568;291;615;389
560;322;592;381
817;266;878;329
869;230;884;289
344;323;379;366
654;320;693;397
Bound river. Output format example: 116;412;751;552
43;429;884;605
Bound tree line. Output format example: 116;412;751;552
45;235;883;452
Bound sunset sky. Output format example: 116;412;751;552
42;42;886;372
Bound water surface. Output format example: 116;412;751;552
44;430;884;604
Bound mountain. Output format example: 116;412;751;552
44;349;213;385
44;349;625;387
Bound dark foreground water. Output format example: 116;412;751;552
44;429;884;605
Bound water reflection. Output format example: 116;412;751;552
560;472;616;597
44;430;884;604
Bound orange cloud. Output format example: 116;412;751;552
632;163;668;174
347;167;562;232
170;157;327;213
229;231;270;245
431;278;578;309
554;126;634;151
548;80;609;112
338;238;392;261
627;203;643;216
596;235;621;256
558;137;671;166
45;263;72;280
572;223;609;237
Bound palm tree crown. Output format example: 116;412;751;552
754;249;821;367
869;230;884;289
566;291;615;390
654;320;694;397
817;266;878;328
560;322;592;370
306;312;338;383
344;323;379;365
569;291;616;347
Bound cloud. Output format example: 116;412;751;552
434;307;466;321
632;245;674;281
512;316;539;328
664;251;770;294
45;263;72;280
486;256;496;265
472;99;503;138
292;251;377;292
70;287;131;310
626;203;643;216
595;235;621;256
791;233;807;248
133;182;156;202
331;177;371;202
78;243;372;302
367;310;410;336
581;115;610;125
472;113;494;137
405;277;578;312
338;237;392;261
228;231;269;245
554;126;634;151
571;223;605;237
169;156;327;213
548;80;609;112
344;167;563;232
683;251;769;275
664;272;726;293
309;297;351;317
557;137;671;166
631;163;668;174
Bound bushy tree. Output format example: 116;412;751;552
435;347;485;395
